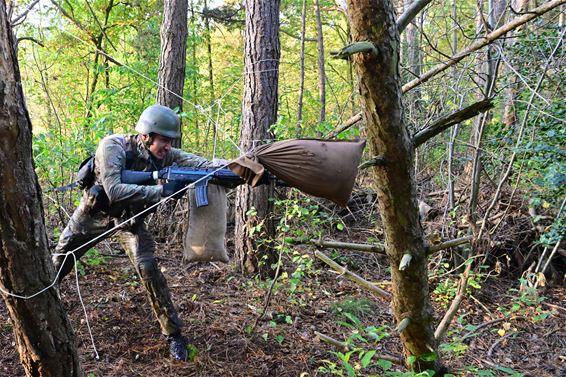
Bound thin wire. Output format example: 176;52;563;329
73;253;100;360
1;163;233;358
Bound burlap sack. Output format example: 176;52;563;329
183;184;229;263
229;139;366;207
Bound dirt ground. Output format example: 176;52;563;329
1;236;564;377
0;213;566;377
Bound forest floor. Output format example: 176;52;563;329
1;201;565;377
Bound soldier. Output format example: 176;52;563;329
53;104;207;361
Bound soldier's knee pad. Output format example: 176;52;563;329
137;259;157;280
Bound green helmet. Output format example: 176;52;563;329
135;105;180;138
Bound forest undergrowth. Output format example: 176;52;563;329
1;185;564;377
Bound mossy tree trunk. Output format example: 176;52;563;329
345;0;442;372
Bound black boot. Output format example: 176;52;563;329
167;334;188;361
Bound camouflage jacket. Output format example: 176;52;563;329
94;134;208;207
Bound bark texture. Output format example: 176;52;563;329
235;0;280;277
0;2;82;375
157;0;188;147
345;0;441;371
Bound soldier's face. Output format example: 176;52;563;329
144;134;172;160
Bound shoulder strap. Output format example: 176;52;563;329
125;150;136;170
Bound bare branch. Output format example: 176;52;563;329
310;238;386;253
397;0;433;34
315;250;391;299
16;36;45;47
11;0;40;25
412;98;494;147
324;112;363;139
402;0;565;93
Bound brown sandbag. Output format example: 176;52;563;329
183;184;229;263
229;139;366;207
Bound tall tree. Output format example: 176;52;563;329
314;0;326;127
156;0;188;148
234;0;280;277
345;0;441;372
0;1;82;375
296;0;307;137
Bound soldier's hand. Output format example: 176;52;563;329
162;181;188;199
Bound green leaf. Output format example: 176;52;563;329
360;350;376;368
377;358;392;370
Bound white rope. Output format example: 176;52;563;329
3;1;280;354
0;163;232;359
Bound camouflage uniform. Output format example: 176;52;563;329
53;133;208;336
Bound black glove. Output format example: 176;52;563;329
162;181;188;199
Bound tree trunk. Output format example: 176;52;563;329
314;0;326;127
0;2;82;375
234;0;279;277
296;0;307;137
345;0;441;372
157;0;188;148
189;0;201;148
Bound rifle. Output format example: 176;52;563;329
121;165;249;207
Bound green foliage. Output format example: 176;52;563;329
329;297;378;321
185;343;199;362
75;248;106;276
497;274;553;321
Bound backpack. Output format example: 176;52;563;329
55;151;135;192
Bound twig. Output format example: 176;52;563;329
402;0;564;93
487;332;518;357
324;113;363;139
310;239;386;253
315;250;391;299
314;332;404;365
461;316;526;342
427;236;473;254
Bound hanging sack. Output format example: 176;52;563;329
183;184;229;263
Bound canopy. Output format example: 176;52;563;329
228;139;366;207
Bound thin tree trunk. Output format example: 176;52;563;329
189;0;200;148
235;0;280;277
345;0;441;372
157;0;188;148
447;0;458;209
0;2;82;374
314;0;326;128
203;0;216;152
296;0;307;137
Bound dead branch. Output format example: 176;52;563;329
310;236;472;256
402;0;564;93
324;112;363;139
461;316;526;342
314;331;349;351
11;0;40;25
314;250;391;299
412;99;494;147
427;236;473;254
311;239;386;253
314;331;404;364
397;0;434;33
16;37;45;47
434;267;470;341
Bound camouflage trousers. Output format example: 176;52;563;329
52;191;182;336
